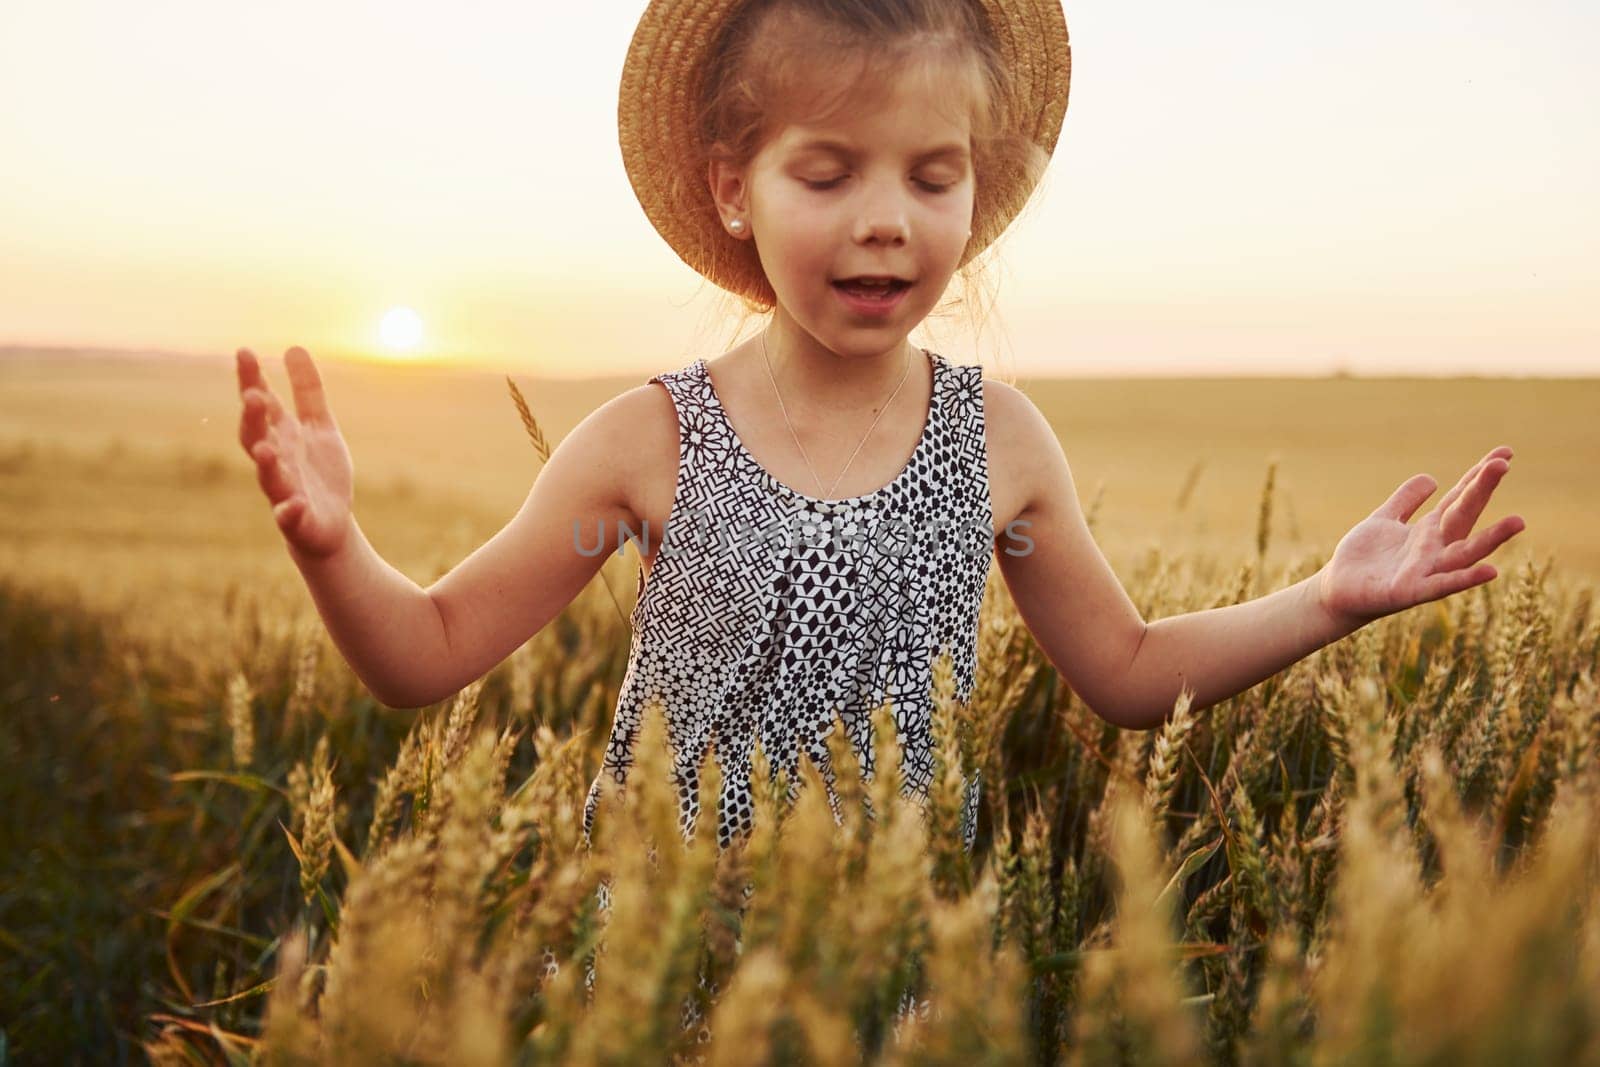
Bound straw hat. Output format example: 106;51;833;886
617;0;1070;305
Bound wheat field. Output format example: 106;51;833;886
3;350;1597;1064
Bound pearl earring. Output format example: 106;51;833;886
729;219;745;233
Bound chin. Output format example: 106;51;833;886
829;335;915;361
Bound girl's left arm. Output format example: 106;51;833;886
991;385;1525;731
1127;446;1524;729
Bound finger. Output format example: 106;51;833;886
1440;458;1511;543
285;346;331;423
236;347;265;395
1436;513;1526;572
240;377;290;448
1434;446;1514;516
259;381;289;429
239;388;268;452
250;440;297;503
273;494;305;534
1433;460;1487;518
1373;473;1438;523
1418;562;1499;603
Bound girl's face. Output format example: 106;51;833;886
712;64;977;361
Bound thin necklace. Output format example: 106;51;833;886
759;331;914;500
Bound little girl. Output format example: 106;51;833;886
235;0;1524;905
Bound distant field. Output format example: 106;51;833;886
1;350;1593;639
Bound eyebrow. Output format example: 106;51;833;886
792;137;970;162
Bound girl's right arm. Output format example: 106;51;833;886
236;346;641;709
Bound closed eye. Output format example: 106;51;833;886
802;177;955;194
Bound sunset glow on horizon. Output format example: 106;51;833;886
1;1;1595;378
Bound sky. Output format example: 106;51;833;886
1;0;1595;378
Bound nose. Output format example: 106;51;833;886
852;181;910;245
856;217;907;245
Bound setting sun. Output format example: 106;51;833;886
378;306;424;354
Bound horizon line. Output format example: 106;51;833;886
4;342;1596;382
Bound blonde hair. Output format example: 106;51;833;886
692;0;1053;385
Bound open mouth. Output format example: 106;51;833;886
831;279;913;302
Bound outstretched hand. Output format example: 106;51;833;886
236;346;355;558
1317;446;1526;630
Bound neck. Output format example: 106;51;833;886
761;309;917;410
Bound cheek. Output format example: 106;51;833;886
940;193;977;249
758;203;833;264
940;187;976;225
760;176;821;215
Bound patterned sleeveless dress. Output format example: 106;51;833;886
563;348;996;1034
582;347;993;859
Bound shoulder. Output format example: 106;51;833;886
578;374;685;527
979;375;1041;427
979;377;1059;529
564;378;679;454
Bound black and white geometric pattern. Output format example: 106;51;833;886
581;348;994;859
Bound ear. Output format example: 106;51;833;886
706;150;752;239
